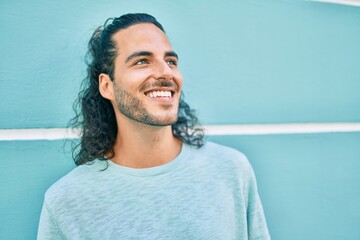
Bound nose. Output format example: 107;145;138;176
153;59;173;80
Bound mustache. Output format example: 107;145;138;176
140;80;179;92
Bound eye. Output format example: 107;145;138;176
134;59;149;65
166;58;178;66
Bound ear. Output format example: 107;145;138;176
99;73;114;101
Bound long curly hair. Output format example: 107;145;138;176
68;13;204;166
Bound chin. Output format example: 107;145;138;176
150;114;178;127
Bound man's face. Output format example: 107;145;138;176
110;23;183;127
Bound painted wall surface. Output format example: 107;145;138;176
1;0;359;239
1;134;360;239
1;0;359;128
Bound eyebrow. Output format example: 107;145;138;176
125;51;178;63
125;51;153;63
165;51;178;60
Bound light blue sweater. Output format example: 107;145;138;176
38;142;270;239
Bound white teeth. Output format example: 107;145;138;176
147;90;172;98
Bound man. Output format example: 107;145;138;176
38;13;270;239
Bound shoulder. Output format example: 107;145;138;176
200;141;246;157
187;141;252;174
196;141;249;165
44;160;108;204
185;141;257;196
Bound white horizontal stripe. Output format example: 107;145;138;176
0;128;81;141
204;123;360;135
307;0;360;7
1;123;360;141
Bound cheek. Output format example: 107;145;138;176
174;71;183;89
116;71;149;91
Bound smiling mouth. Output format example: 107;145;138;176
145;90;174;99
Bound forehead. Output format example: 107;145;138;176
112;23;173;57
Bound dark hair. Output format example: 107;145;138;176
68;13;204;166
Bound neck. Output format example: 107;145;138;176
110;117;182;168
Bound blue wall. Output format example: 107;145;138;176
1;0;359;239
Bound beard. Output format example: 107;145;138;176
113;82;178;127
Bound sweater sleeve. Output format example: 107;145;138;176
246;164;271;240
37;200;65;240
